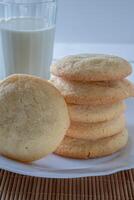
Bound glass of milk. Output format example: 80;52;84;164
0;0;57;79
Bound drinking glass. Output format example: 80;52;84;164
0;0;57;79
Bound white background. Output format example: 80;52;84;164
55;0;134;44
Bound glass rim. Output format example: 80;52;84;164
0;0;56;5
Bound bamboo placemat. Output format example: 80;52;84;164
0;169;134;200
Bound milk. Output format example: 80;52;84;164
0;18;55;79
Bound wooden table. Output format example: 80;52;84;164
0;169;134;200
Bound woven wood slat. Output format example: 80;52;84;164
0;169;134;200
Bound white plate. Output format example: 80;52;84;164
0;100;134;178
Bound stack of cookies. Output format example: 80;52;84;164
50;54;134;159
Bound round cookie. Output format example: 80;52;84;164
68;101;126;123
55;129;128;159
67;114;125;140
50;76;134;105
51;54;132;82
0;74;70;162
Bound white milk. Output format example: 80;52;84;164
0;18;55;78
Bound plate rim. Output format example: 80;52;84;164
0;160;134;178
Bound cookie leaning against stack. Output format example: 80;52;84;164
0;74;70;162
50;54;134;159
